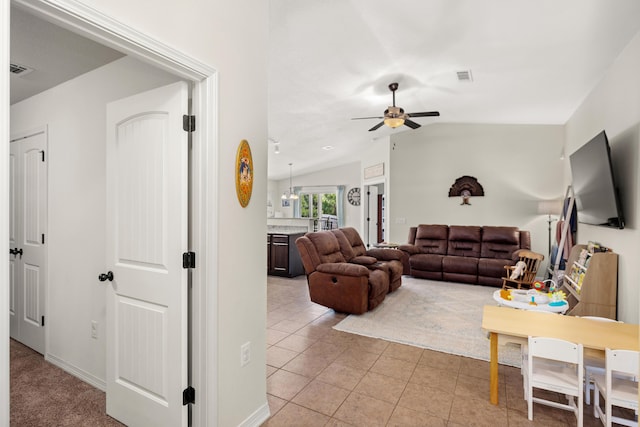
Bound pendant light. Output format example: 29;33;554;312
282;163;299;200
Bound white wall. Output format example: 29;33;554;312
66;3;269;425
361;136;392;241
10;56;179;386
388;123;565;273
269;161;362;229
565;30;640;324
10;0;270;424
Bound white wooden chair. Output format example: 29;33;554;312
593;348;639;427
580;316;622;406
523;336;583;425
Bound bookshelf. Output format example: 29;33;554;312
561;244;618;319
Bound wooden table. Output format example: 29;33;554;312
481;305;639;405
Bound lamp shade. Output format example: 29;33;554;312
537;199;563;215
384;117;405;128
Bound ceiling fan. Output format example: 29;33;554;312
352;82;440;131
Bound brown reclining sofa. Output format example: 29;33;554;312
295;227;404;314
398;224;531;287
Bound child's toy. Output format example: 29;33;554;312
510;261;527;280
532;280;545;291
500;288;512;300
548;289;567;306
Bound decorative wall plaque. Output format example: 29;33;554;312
364;163;384;179
448;176;484;205
235;140;253;207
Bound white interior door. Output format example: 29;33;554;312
9;129;47;355
105;81;189;427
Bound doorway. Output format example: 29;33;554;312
9;127;47;355
364;183;385;247
3;2;218;425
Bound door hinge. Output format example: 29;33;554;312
183;252;196;269
183;115;196;132
183;386;195;405
41;316;45;326
41;150;45;162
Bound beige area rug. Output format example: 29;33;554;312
333;277;522;367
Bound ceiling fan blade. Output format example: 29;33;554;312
407;111;440;118
352;116;384;120
368;121;385;132
404;119;421;129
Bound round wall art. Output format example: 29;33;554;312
235;139;253;207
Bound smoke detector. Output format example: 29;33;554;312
10;62;35;77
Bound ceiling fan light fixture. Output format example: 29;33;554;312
384;117;405;128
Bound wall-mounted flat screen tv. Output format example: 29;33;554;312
569;130;624;229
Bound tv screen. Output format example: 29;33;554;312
569;130;624;229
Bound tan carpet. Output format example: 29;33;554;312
10;339;124;426
333;277;522;367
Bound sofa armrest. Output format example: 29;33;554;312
398;244;421;255
307;271;370;314
316;262;370;277
350;255;378;266
366;248;404;262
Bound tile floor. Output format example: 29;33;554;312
263;275;616;426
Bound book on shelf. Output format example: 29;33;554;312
577;271;585;288
569;264;580;282
577;249;588;266
587;240;610;254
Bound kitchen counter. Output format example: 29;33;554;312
267;226;308;234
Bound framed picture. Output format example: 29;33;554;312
235;140;253;207
281;199;290;207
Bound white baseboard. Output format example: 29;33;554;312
238;402;270;427
45;352;106;391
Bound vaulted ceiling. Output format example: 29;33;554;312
10;1;640;180
267;0;640;179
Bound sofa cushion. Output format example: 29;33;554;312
480;226;520;259
478;258;514;280
414;224;448;255
443;256;478;275
410;253;444;271
332;227;368;259
447;226;481;257
306;232;346;264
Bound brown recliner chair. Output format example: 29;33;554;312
295;231;389;314
331;227;403;293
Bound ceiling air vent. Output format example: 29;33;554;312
10;63;35;76
456;70;473;82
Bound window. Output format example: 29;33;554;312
294;185;344;229
299;192;336;218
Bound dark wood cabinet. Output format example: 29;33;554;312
267;232;304;277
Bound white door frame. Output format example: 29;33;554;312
1;1;219;425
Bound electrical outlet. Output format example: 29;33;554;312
396;217;406;224
91;321;98;339
240;342;251;367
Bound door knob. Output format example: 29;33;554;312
9;248;22;258
98;271;114;282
